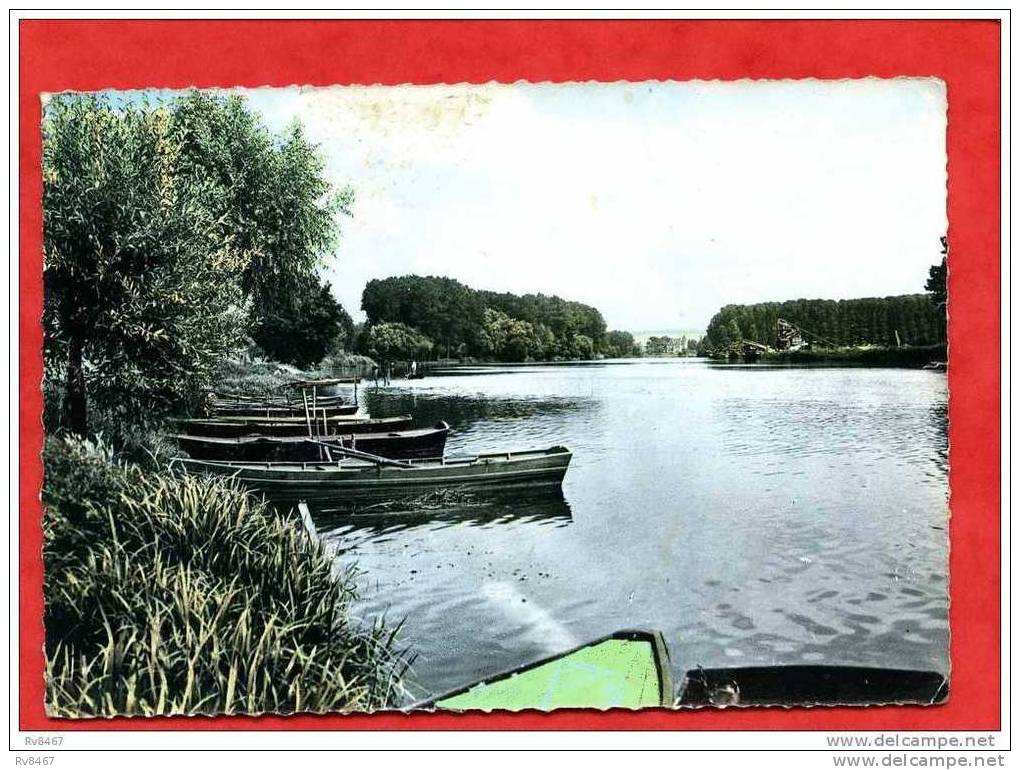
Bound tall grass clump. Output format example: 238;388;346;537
43;436;406;718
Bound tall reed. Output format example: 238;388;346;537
43;436;406;718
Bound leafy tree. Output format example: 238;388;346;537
362;276;485;357
564;334;595;360
252;278;354;369
645;336;691;356
479;309;550;361
603;330;641;358
168;91;350;328
43;96;247;433
366;322;434;363
926;237;948;343
362;275;609;360
925;236;948;311
726;319;743;350
481;291;607;352
42;91;348;433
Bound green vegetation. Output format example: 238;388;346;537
43;92;352;435
43;437;405;718
361;275;485;358
479;308;556;362
252;276;355;369
479;288;607;359
41;92;401;719
167;92;350;337
360;274;634;361
925;236;948;344
366;321;435;364
644;335;699;357
700;294;945;358
602;330;642;359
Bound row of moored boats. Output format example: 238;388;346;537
171;378;572;501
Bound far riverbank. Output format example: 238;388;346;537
746;344;946;368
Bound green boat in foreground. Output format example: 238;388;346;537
424;628;949;711
429;630;673;712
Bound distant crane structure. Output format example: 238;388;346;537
775;318;807;351
739;318;837;358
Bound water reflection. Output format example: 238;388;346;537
362;390;593;432
313;489;572;542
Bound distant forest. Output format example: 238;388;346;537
700;294;946;355
359;275;641;362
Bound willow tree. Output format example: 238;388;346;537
43;96;249;434
42;92;345;434
167;91;350;328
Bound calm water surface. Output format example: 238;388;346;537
310;359;949;702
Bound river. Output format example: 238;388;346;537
309;358;949;703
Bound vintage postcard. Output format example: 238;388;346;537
39;78;950;718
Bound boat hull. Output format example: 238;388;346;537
678;665;948;706
173;446;572;501
210;403;359;418
175;415;413;438
211;392;350;406
425;630;673;711
174;422;451;461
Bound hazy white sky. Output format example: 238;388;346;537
241;80;946;332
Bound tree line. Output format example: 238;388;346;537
359;275;640;362
699;294;946;356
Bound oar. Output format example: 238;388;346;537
302;388;313;437
304;439;414;469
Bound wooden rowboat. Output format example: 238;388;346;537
426;630;673;711
677;665;948;706
284;377;361;387
210;402;360;418
173;422;451;462
174;414;413;439
172;445;572;501
198;412;370;425
210;391;350;406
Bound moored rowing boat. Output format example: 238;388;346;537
210;402;360;418
174;414;413;438
172;445;572;501
210;391;350;406
173;422;451;461
426;630;673;711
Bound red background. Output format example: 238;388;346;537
19;19;1001;732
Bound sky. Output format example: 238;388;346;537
231;80;943;332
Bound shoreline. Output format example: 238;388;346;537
711;344;947;368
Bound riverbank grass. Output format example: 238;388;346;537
43;436;405;718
